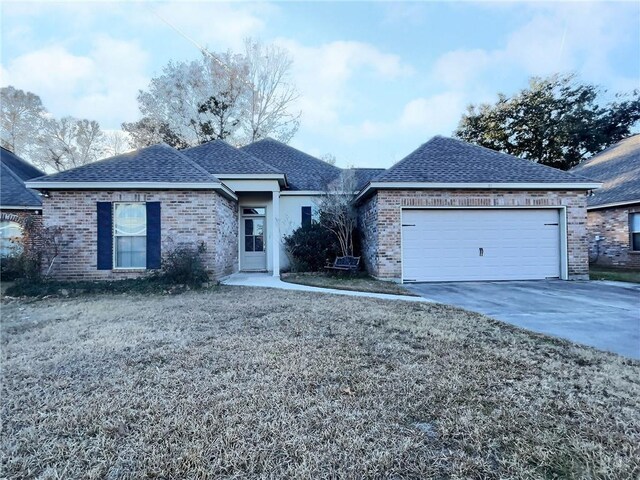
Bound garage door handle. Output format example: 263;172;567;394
479;247;484;257
402;224;415;227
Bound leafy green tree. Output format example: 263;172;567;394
454;74;640;170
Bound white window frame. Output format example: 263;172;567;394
0;220;23;257
113;202;147;270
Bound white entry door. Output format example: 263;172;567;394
401;209;561;282
241;208;266;271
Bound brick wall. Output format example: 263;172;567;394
358;189;590;281
41;190;239;280
358;195;379;277
587;205;640;269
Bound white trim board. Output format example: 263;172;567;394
0;205;42;210
25;181;238;200
587;199;640;211
356;181;602;203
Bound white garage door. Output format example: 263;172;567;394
402;209;561;282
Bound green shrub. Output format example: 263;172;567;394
161;242;209;288
284;223;341;272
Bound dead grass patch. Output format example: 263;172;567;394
281;272;417;296
1;287;639;478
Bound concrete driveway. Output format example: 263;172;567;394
407;280;640;359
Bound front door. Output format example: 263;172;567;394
241;208;266;271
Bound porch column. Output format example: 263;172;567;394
272;190;280;277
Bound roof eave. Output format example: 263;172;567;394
355;181;603;203
25;181;239;201
0;205;42;210
214;173;288;187
587;199;640;211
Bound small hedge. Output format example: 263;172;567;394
283;223;340;272
4;277;182;298
4;242;212;298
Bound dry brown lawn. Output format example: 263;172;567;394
281;272;417;296
1;286;639;479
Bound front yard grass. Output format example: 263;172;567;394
281;271;417;296
590;266;640;283
2;287;639;478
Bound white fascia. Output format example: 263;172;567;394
0;205;42;210
587;199;640;211
25;181;239;201
355;181;603;203
215;173;287;187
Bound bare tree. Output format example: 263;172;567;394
103;131;131;157
242;39;301;144
34;117;105;172
124;39;300;148
0;86;47;155
317;170;358;257
320;153;337;166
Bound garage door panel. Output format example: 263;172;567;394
401;209;561;282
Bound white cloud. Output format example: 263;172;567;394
149;2;274;51
1;36;149;127
276;38;413;127
430;2;638;91
399;92;465;132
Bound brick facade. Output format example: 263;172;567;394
41;190;238;281
358;189;590;281
587;204;640;269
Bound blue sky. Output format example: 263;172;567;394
1;1;639;168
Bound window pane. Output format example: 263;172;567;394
631;213;640;233
243;208;265;215
255;235;264;252
245;219;253;236
301;206;312;227
253;218;264;236
0;221;23;257
115;203;146;236
633;232;640;251
116;236;146;268
244;235;254;252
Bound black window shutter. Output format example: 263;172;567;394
301;206;312;227
96;202;113;270
146;202;161;269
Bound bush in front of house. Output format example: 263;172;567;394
284;223;341;272
160;241;209;288
5;242;211;298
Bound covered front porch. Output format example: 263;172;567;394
220;177;283;277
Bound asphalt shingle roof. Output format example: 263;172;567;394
1;147;44;181
30;144;219;184
349;168;386;191
570;135;640;207
1;148;43;207
241;138;342;190
183;140;284;175
375;136;595;185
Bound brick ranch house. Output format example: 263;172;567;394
25;136;600;283
0;147;45;256
571;135;640;269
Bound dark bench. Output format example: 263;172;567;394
325;256;360;272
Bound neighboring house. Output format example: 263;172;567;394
0;147;44;257
26;136;599;282
571;135;640;269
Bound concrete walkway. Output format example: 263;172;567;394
221;272;427;302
